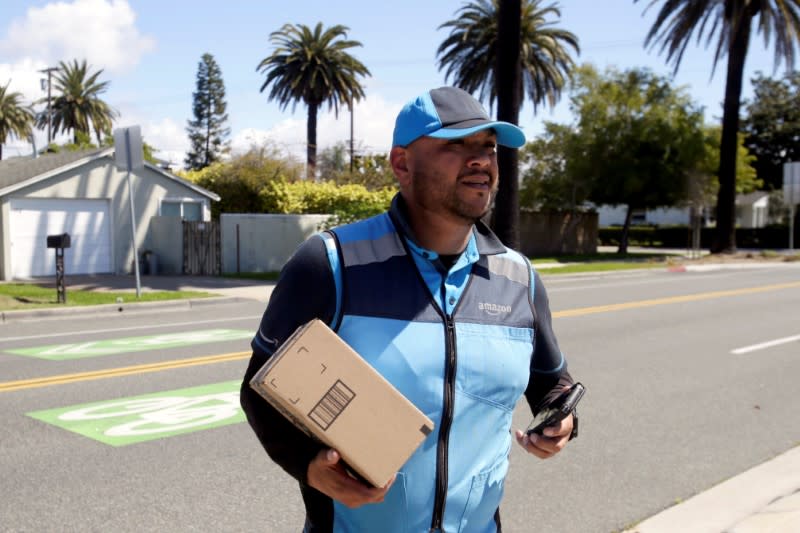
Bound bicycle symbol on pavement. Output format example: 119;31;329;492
28;381;245;446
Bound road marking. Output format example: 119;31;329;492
0;351;249;392
2;281;799;393
731;334;800;355
27;381;244;446
552;281;800;318
6;329;252;360
0;316;261;343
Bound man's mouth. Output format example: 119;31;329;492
460;174;492;189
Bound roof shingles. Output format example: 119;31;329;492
0;149;109;190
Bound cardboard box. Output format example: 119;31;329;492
249;319;434;487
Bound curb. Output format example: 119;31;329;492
0;296;246;324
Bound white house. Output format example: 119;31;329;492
0;148;219;280
597;192;771;229
735;191;770;228
595;205;694;226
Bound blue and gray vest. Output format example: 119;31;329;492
316;204;557;533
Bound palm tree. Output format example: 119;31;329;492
0;82;34;160
37;59;118;145
438;0;579;111
437;0;579;247
637;0;800;253
257;23;370;179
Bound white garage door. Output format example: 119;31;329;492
9;198;113;278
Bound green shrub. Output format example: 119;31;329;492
260;179;395;227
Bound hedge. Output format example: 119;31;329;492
599;225;798;249
259;180;396;227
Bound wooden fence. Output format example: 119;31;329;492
182;220;220;275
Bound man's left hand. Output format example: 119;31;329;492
514;413;573;459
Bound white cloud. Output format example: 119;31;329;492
0;0;155;73
0;58;49;100
317;94;400;155
112;107;188;166
230;94;401;165
0;58;69;157
138;117;187;165
230;119;307;162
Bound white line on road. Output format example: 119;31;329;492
731;334;800;354
0;316;262;343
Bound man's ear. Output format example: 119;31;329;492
390;146;411;187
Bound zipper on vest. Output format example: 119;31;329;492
430;315;457;532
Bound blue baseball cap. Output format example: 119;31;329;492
392;86;526;148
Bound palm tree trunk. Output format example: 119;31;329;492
307;101;318;180
494;0;522;249
712;11;753;254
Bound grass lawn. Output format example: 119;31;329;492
0;283;211;312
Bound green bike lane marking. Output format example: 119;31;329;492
6;329;252;360
28;380;244;446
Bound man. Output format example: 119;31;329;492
241;86;577;532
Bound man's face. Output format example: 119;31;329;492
398;130;499;224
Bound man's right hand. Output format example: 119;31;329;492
306;448;395;509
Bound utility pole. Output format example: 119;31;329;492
39;67;58;145
349;92;354;174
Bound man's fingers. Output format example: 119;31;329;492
514;429;559;459
541;414;572;438
308;448;396;508
338;474;394;508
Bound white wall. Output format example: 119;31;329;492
220;213;330;273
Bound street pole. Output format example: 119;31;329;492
786;162;800;251
39;67;57;145
113;126;144;297
125;137;142;298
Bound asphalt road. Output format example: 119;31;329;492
1;264;798;532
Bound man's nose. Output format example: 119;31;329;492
465;147;493;166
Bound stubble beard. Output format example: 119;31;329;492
411;168;496;224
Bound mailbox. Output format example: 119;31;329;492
47;233;71;249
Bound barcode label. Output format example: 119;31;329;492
308;380;356;431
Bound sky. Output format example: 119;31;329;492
0;0;788;167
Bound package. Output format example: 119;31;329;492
249;319;434;487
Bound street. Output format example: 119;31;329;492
1;264;799;532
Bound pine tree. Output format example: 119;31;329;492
185;53;230;170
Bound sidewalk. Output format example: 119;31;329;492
61;273;277;301
0;274;276;323
626;445;800;533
